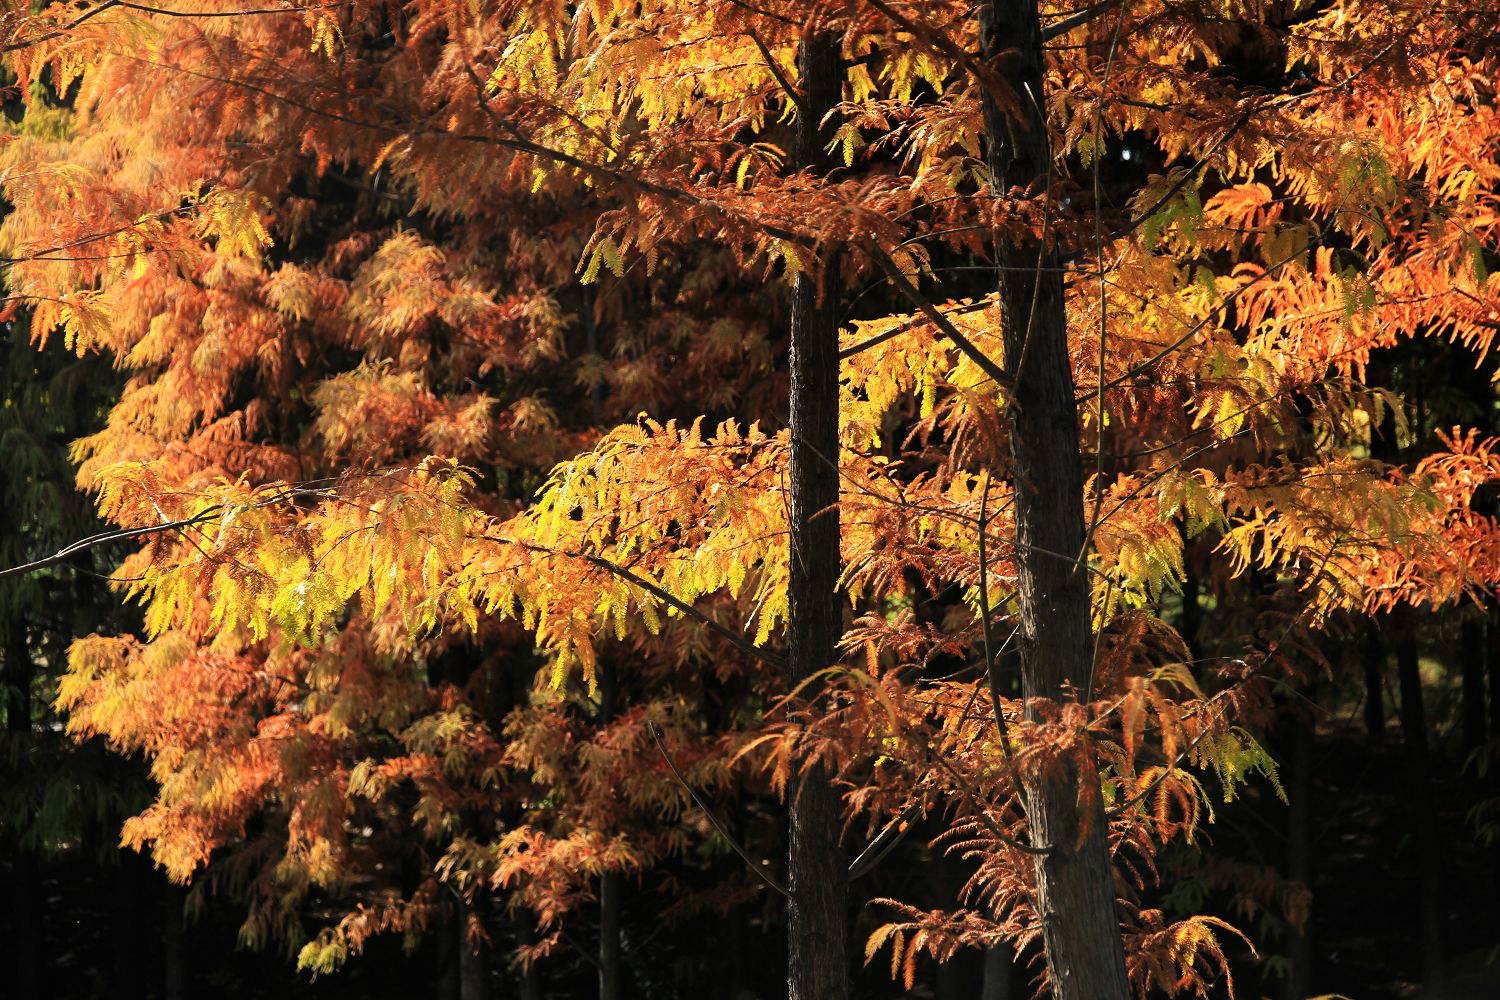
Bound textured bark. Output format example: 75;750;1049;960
1393;623;1445;993
978;3;1130;997
785;28;849;1000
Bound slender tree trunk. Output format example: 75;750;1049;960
1490;607;1500;745
977;3;1130;997
598;872;623;1000
785;28;849;1000
1393;622;1445;993
519;914;543;1000
980;942;1014;1000
162;883;186;1000
459;893;488;1000
439;903;460;1000
1461;616;1486;758
1362;630;1385;743
4;624;40;1000
1283;712;1313;1000
596;662;624;1000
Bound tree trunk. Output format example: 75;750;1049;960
459;893;488;1000
4;623;40;1000
162;884;186;1000
520;914;544;1000
1461;616;1486;758
1362;630;1385;743
977;3;1131;997
980;942;1014;1000
598;872;623;1000
1490;607;1500;746
785;28;849;1000
1393;622;1445;993
1283;712;1313;1000
596;662;624;1000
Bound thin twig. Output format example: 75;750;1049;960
647;721;791;898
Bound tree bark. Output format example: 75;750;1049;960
1393;622;1445;993
977;2;1131;997
785;27;849;1000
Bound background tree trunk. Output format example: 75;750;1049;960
162;883;186;1000
4;623;41;1000
1362;630;1386;743
1490;608;1500;745
1461;616;1486;758
1283;712;1313;1000
980;942;1014;1000
459;893;488;1000
1393;622;1445;993
785;27;849;1000
597;662;623;1000
978;2;1131;997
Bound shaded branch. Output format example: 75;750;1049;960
647;721;791;898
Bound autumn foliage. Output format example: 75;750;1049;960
5;0;1500;996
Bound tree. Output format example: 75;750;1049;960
7;1;1500;998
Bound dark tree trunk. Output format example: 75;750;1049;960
162;884;186;1000
785;28;849;1000
980;942;1014;1000
1283;712;1313;1000
1490;607;1500;746
1393;622;1445;993
596;662;624;1000
438;904;460;1000
977;3;1130;997
598;872;623;1000
459;893;488;1000
721;904;748;1000
1362;630;1386;743
1461;616;1486;758
4;624;40;1000
520;914;544;1000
